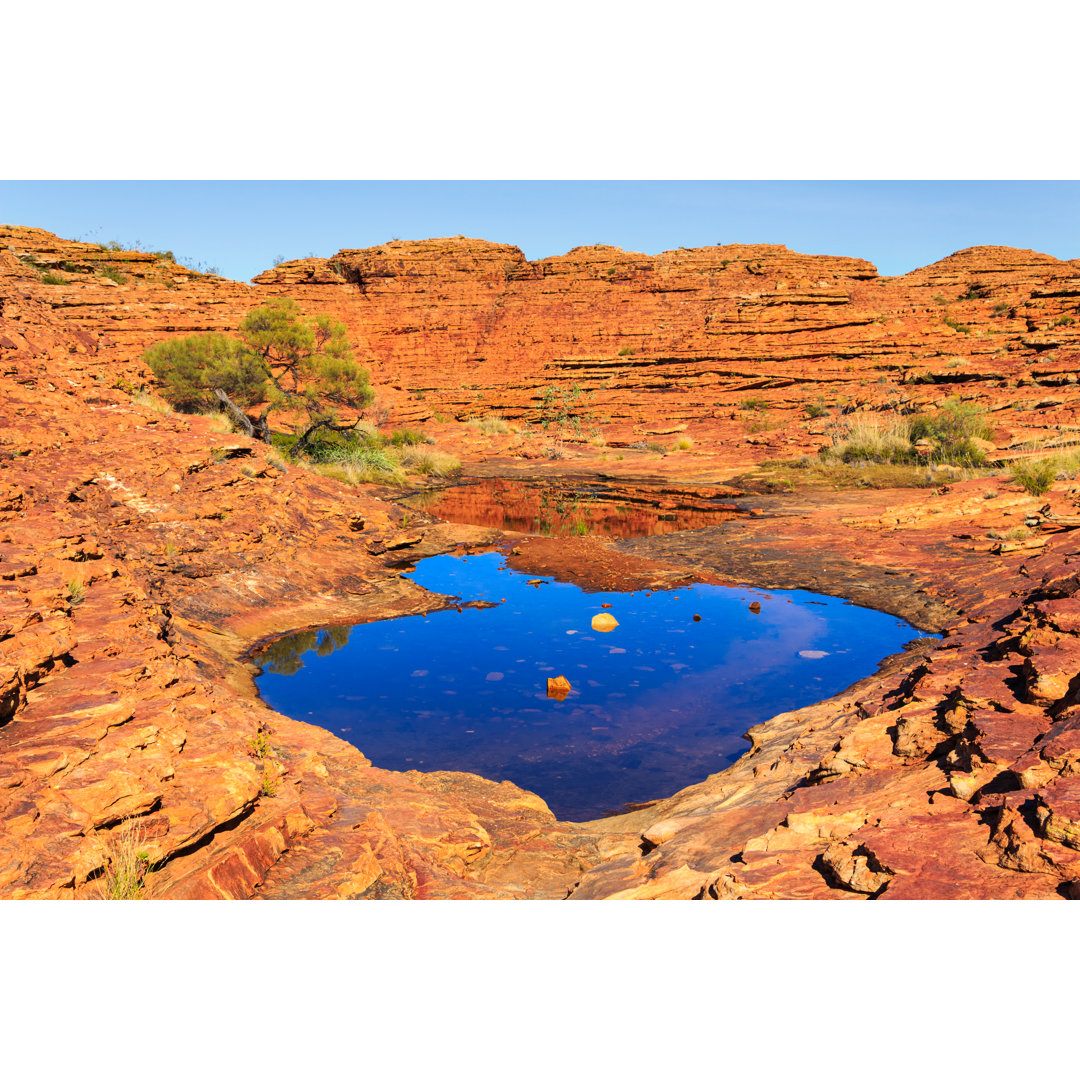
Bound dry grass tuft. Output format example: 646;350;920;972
132;390;175;415
96;819;153;899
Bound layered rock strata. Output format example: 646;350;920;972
4;224;1080;898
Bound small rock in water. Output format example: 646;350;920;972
591;612;619;633
749;601;762;613
693;614;701;622
601;602;612;609
547;675;572;700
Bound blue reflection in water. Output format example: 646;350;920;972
254;552;931;821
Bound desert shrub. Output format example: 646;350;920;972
617;346;635;356
144;334;267;412
825;416;916;464
100;265;127;284
389;427;425;446
673;435;694;451
40;271;67;285
1011;457;1058;496
741;397;769;411
477;415;512;435
97;820;152;899
907;399;989;465
398;446;462;478
943;314;972;334
805;401;829;418
823;400;989;467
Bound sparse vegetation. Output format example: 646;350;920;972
740;398;769;411
100;266;127;284
805;401;830;418
466;415;513;435
823;399;990;468
40;271;67;285
755;457;941;491
131;389;175;415
672;435;694;451
65;578;85;605
97;820;153;899
617;346;635;356
248;731;281;796
1011;456;1061;495
943;314;972;334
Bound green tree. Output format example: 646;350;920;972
141;334;267;412
143;298;374;454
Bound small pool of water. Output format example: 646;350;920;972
401;477;745;538
254;552;931;821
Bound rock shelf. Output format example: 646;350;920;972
3;226;1080;898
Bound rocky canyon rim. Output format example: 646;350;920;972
3;223;1080;899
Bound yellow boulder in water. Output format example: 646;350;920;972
591;612;619;633
547;675;572;700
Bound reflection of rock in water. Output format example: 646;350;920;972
591;613;619;632
404;477;748;539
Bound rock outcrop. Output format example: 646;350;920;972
4;223;1080;899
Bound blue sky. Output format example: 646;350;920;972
2;181;1077;284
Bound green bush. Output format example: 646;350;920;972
144;334;267;412
100;266;126;284
824;399;990;467
40;271;67;285
907;398;989;465
389;427;425;447
1011;457;1057;496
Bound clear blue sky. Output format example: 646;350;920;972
2;180;1077;284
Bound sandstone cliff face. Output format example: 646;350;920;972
248;237;1080;444
8;225;1080;447
5;223;1080;899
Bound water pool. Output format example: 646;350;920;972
254;552;930;821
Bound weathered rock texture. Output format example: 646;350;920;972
4;223;1080;899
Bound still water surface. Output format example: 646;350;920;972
255;552;928;821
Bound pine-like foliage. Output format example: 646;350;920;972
141;300;374;442
143;333;267;411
